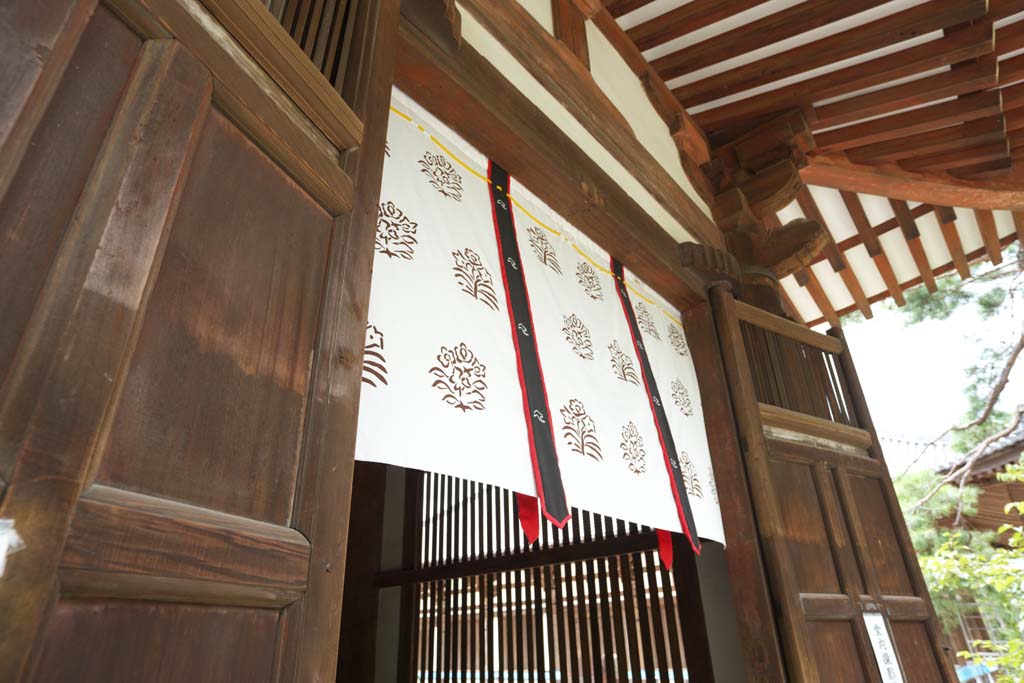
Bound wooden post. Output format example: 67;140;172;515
684;299;787;682
709;284;819;682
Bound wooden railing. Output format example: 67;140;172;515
733;299;860;429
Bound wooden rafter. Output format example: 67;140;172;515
812;59;997;132
839;191;905;306
934;206;971;280
795;267;839;328
815;91;1003;152
676;0;988;109
650;0;878;83
901;140;1011;173
693;21;993;132
890;199;937;293
625;0;767;52
806;233;1020;325
974;209;1004;265
846;116;1006;166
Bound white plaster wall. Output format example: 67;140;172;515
449;2;710;247
585;20;708;216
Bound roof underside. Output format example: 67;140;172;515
609;0;1024;324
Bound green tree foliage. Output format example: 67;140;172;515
897;466;1024;681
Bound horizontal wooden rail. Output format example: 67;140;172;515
377;530;659;587
733;299;843;354
60;484;310;608
759;403;873;450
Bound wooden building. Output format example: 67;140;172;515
2;0;1022;681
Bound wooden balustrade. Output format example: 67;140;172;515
732;299;860;429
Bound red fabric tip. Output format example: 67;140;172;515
657;529;674;571
516;492;540;544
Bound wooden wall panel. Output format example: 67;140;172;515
0;7;139;461
891;621;945;683
768;458;842;594
848;474;914;596
33;600;278;682
97;109;332;525
807;622;870;683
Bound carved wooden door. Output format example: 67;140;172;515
711;287;956;683
0;0;393;680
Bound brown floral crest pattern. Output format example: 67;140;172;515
376;201;418;260
671;379;693;416
635;301;661;340
669;325;690;357
608;340;639;385
679;451;702;499
576;261;603;300
707;464;718;505
362;324;388;388
560;399;601;461
562;313;594;360
452;248;499;311
419;150;463;201
620;421;647;475
428;343;487;412
527;226;562;274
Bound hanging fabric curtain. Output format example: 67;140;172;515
356;89;724;548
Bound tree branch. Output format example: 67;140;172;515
911;406;1024;514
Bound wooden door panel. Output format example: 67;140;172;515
767;457;842;594
808;622;870;682
891;621;945;683
97;107;332;524
845;473;915;596
33;600;279;683
0;6;140;463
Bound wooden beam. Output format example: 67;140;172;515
678;0;988;109
626;0;768;52
996;18;1024;57
457;0;722;249
846;116;1006;165
802;152;1024;211
974;209;1004;264
934;206;971;279
568;0;603;19
795;267;839;328
693;21;993;132
813;59;997;132
900;139;1011;173
1006;107;1024;132
552;0;589;68
890;199;936;292
990;0;1024;22
815;91;1003;152
394;18;706;308
589;9;713;200
651;0;878;83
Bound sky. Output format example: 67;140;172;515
840;254;1022;474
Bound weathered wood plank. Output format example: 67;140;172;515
759;403;873;451
61;485;310;607
733;299;843;354
0;40;211;681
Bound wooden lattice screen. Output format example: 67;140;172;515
378;472;703;682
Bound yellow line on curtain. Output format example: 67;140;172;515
390;102;687;332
